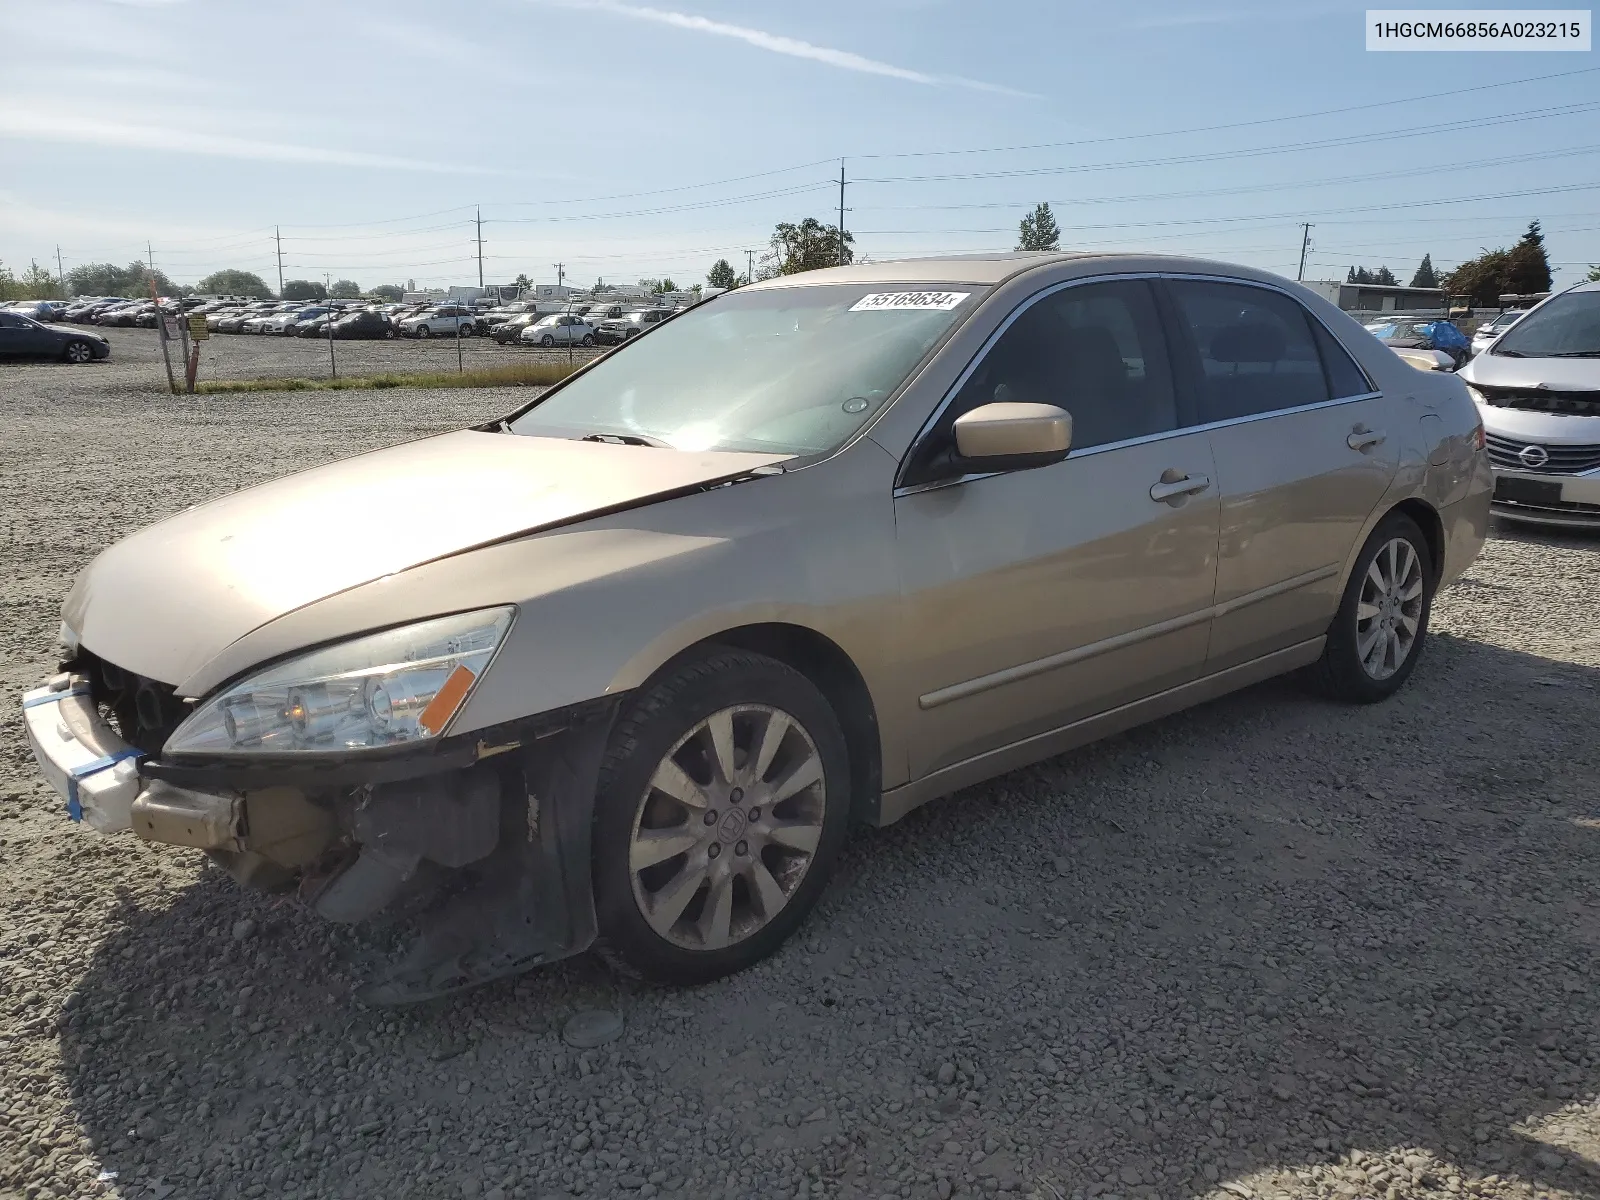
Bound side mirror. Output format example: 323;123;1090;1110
949;402;1073;473
1393;347;1454;372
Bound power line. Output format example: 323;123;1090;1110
850;64;1600;161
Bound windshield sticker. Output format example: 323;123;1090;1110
849;291;971;312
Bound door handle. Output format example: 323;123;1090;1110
1149;473;1211;502
1347;429;1386;452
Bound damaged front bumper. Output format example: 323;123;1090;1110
22;669;619;1003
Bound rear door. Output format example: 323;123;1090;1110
1159;277;1399;672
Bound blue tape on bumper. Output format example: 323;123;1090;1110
65;748;143;823
22;688;90;709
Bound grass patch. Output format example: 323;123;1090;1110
194;360;580;395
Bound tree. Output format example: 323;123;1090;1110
1505;220;1551;295
513;273;531;290
329;279;362;299
65;260;178;298
1016;202;1060;252
1371;265;1397;286
768;218;854;275
370;283;404;302
0;261;19;302
1588;265;1600;282
1346;266;1373;284
707;258;738;290
1443;248;1513;307
19;262;65;299
281;279;326;301
1410;254;1438;289
196;269;273;298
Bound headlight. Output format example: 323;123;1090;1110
1465;384;1486;406
164;607;514;757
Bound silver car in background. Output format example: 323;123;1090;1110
1469;309;1527;358
1459;282;1600;528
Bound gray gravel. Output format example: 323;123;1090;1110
3;332;1600;1200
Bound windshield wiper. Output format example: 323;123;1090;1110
580;432;669;447
1544;350;1600;358
1492;349;1530;357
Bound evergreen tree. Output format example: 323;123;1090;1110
1410;254;1438;289
706;259;738;290
1016;202;1061;252
1372;266;1398;286
1505;220;1551;294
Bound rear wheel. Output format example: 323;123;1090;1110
1310;512;1434;702
63;340;93;364
592;650;850;984
580;333;595;347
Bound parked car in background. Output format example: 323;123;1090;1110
398;305;479;338
595;308;671;345
215;305;271;333
520;314;595;346
6;300;69;322
101;303;154;328
1365;318;1471;369
20;252;1490;1003
1458;281;1600;528
329;309;398;340
488;313;543;344
0;310;110;362
1470;309;1527;358
283;307;333;336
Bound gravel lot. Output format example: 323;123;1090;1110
3;330;1599;1200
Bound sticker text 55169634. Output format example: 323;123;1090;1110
849;291;972;312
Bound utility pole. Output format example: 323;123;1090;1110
476;206;485;288
838;159;847;266
54;246;64;289
745;248;755;285
554;262;565;288
1297;222;1314;282
275;226;285;297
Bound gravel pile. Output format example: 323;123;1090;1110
3;353;1599;1200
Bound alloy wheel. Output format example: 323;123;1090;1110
628;704;827;951
65;342;91;364
1356;537;1424;680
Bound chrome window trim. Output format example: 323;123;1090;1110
895;269;1382;493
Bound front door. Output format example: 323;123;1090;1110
1161;278;1401;671
893;278;1221;781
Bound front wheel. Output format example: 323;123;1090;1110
63;340;93;364
1309;512;1434;703
416;324;430;338
592;649;851;984
541;334;555;347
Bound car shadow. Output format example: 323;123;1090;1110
54;631;1600;1200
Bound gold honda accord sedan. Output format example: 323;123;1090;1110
23;253;1491;1002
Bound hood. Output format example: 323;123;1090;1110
64;430;789;687
1382;336;1427;349
43;323;101;338
1460;352;1600;392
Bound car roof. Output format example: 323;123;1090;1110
740;250;1308;291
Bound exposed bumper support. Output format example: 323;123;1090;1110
358;711;616;1005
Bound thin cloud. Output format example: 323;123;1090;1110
549;0;1034;97
0;109;494;174
1127;5;1345;28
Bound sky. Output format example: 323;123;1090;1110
1;0;1597;294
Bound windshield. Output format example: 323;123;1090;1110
1493;290;1600;357
509;282;982;455
1486;310;1525;331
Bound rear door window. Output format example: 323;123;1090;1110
1164;280;1331;422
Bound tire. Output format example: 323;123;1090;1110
541;334;555;347
580;333;595;347
592;649;851;985
1309;512;1435;703
384;328;396;339
416;324;430;338
63;340;93;364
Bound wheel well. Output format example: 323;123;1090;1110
685;623;883;824
1392;498;1444;576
